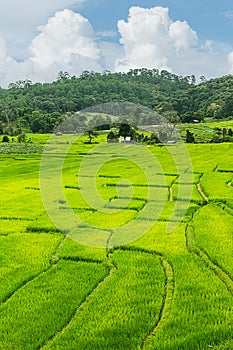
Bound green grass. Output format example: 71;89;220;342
1;133;233;349
172;183;203;203
57;237;107;263
0;143;43;154
179;120;233;143
201;172;233;200
193;204;233;279
131;222;233;350
0;260;108;350
150;254;233;350
0;233;62;302
45;250;165;350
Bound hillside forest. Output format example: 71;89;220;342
0;69;233;141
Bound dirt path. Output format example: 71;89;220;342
197;183;208;202
169;186;173;201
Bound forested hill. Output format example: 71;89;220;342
0;69;233;134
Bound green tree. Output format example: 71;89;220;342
2;135;9;142
85;130;98;143
186;129;195;143
17;133;26;143
107;131;118;143
118;120;131;138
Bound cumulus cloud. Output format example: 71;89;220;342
0;5;232;87
0;9;104;87
204;40;214;51
0;36;8;69
115;6;198;72
96;31;118;39
114;6;233;80
0;0;84;59
30;9;100;67
169;20;197;52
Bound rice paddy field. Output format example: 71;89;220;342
0;134;233;350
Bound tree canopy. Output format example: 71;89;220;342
0;69;232;135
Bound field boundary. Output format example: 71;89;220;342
196;174;209;202
0;234;65;305
39;260;114;350
186;218;233;297
141;256;174;349
115;246;174;349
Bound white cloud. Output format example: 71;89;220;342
228;52;233;73
0;35;8;69
96;31;118;39
0;9;103;87
204;40;214;51
0;5;232;87
168;20;197;52
0;0;84;59
30;9;100;67
223;11;233;20
170;48;229;79
115;6;198;72
114;6;233;80
98;42;124;71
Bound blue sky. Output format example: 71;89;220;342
0;0;232;86
78;0;233;43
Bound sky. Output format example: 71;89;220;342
0;0;233;87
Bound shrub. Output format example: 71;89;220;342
2;135;10;143
17;133;26;143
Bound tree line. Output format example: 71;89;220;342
0;69;232;136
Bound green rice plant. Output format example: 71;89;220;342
149;146;178;175
0;143;43;154
163;174;179;187
26;133;51;144
64;187;93;210
147;253;233;350
212;339;233;349
1;137;233;349
174;172;202;185
0;158;44;224
193;204;233;279
218;160;233;172
201;172;233;200
155;200;198;224
57;237;106;262
0;189;44;220
84;208;138;228
172;183;203;203
0;260;108;350
132;223;233;349
0;233;62;302
26;212;60;233
0;157;40;182
97;158;148;183
156;201;176;222
44;250;165;350
186;144;231;173
0;218;30;235
132;221;187;257
106;196;147;211
95;159;149;202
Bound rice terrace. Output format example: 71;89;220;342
0;64;232;350
0;98;233;350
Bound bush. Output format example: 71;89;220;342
17;133;26;143
2;135;9;143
